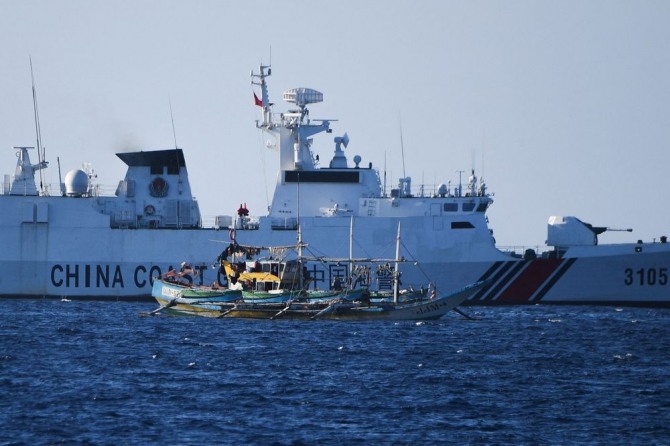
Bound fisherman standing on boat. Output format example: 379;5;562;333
161;261;196;284
161;267;177;281
179;261;194;277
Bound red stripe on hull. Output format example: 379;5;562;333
496;259;563;303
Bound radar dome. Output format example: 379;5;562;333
437;183;448;197
64;169;89;197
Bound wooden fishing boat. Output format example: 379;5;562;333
309;280;487;321
150;278;242;316
149;280;487;320
148;222;484;320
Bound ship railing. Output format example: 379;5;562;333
1;180;120;197
499;245;551;260
383;182;490;199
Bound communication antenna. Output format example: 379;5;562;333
57;156;64;196
169;96;179;150
471;148;476;174
456;170;464;197
383;151;387;196
481;129;486;180
168;97;183;196
399;119;406;179
30;57;46;195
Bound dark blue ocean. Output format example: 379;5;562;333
1;300;668;445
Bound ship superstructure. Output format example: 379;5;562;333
248;65;493;229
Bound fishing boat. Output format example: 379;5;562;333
151;275;242;317
307;281;484;321
148;220;475;320
4;62;670;306
148;280;486;321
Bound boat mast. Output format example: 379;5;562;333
349;216;354;289
297;221;304;290
297;172;304;290
394;221;401;304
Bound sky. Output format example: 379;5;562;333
1;0;669;248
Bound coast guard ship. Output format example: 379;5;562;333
2;64;669;306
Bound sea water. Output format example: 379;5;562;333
0;299;668;445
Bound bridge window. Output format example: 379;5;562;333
476;203;487;212
451;221;474;229
150;166;163;175
443;203;458;212
463;203;475;212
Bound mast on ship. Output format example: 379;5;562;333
9;60;49;197
251;64;332;172
251;63;273;127
9;147;48;196
30;58;48;196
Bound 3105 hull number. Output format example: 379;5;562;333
624;268;668;286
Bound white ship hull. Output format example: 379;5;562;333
3;63;669;306
3;197;669;306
